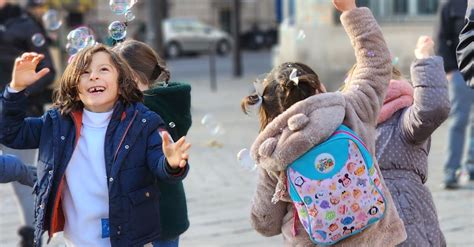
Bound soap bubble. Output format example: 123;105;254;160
201;114;225;136
42;9;62;31
296;30;306;41
109;0;131;15
125;10;136;22
108;21;127;40
237;148;257;171
31;33;45;47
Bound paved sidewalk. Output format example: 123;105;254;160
1;57;473;246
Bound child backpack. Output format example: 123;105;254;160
287;125;387;245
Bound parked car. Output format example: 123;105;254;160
162;18;232;58
240;25;277;50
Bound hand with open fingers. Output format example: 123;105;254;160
162;132;191;169
332;0;357;12
10;52;50;92
414;35;435;59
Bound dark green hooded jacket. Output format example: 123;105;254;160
143;82;192;240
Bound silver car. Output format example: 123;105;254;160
163;18;232;58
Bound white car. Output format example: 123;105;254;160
163;18;232;58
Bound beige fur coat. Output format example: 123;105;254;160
250;7;407;247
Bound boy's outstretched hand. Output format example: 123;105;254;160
10;52;50;92
332;0;357;12
162;132;191;169
414;35;435;59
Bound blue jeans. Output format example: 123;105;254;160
444;71;474;174
153;237;179;247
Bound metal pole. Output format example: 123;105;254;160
209;41;217;91
232;0;243;77
146;0;165;55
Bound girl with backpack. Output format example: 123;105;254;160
241;0;406;245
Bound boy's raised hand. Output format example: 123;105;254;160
414;35;435;59
332;0;357;12
10;52;50;92
162;132;191;169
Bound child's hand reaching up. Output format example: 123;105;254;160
414;36;435;59
332;0;356;12
10;52;50;92
162;132;191;169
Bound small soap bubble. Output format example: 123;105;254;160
201;114;225;136
108;21;127;40
237;148;257;171
392;56;399;65
42;9;62;31
125;10;136;22
67;27;91;49
296;30;306;41
169;122;176;128
109;0;131;15
31;33;45;47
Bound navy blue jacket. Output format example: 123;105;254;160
0;89;189;247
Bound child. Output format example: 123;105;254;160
0;46;191;246
0;154;36;187
113;40;191;247
241;1;406;246
373;36;449;246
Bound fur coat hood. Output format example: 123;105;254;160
250;92;346;173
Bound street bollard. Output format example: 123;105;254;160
209;41;217;92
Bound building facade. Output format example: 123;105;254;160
275;0;441;90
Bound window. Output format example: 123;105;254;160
418;0;439;14
393;0;409;15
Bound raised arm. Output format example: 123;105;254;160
340;7;392;124
401;36;450;144
0;53;48;149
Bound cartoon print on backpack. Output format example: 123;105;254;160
287;128;387;245
338;173;352;187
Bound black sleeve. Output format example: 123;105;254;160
435;1;461;73
457;2;474;87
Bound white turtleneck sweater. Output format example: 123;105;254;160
62;109;113;247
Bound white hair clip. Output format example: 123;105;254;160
289;68;299;86
251;74;266;110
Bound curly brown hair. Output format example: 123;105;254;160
241;62;324;131
53;44;143;115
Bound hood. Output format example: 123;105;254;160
250;92;346;172
143;82;192;139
